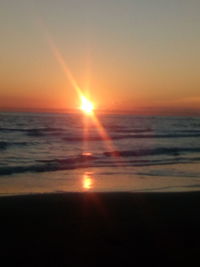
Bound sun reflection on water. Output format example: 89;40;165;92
81;152;92;157
83;172;94;191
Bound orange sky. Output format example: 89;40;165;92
0;0;200;115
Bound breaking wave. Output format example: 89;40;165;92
1;146;200;175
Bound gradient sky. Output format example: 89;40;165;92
0;0;200;114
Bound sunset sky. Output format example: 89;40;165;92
0;0;200;114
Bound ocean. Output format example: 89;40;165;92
0;112;200;195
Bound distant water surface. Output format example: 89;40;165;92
0;112;200;195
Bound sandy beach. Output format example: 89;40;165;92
1;191;200;266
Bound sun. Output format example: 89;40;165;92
80;96;94;115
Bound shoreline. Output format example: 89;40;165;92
1;188;200;196
1;187;200;197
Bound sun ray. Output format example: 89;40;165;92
45;33;121;164
47;37;82;98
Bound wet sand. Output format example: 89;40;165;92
1;192;200;266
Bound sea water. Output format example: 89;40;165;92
0;112;200;195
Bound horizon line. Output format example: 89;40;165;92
0;106;200;116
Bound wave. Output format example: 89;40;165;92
104;147;200;157
0;141;29;150
1;147;200;175
1;156;200;175
0;154;96;175
0;127;153;137
123;133;200;139
0;128;66;138
0;127;67;137
0;127;65;132
1;126;200;140
109;128;153;134
62;133;200;142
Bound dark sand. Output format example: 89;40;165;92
1;192;200;266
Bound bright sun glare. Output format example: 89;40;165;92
80;96;94;115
